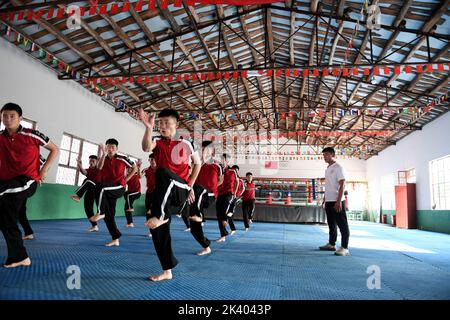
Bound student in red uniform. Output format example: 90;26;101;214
189;141;223;256
139;108;201;282
227;165;244;218
70;155;101;232
143;154;157;237
0;103;59;268
124;160;142;228
19;155;46;241
242;172;256;231
90;139;137;247
216;154;238;243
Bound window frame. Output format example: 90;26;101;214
429;155;450;210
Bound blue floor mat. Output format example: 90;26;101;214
1;217;450;300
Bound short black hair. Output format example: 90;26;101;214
231;165;240;171
89;155;98;160
322;147;335;156
1;103;23;117
105;138;119;146
246;172;253;176
202;140;214;148
158;108;180;121
149;154;155;159
222;153;229;159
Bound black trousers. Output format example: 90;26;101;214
150;168;190;270
0;176;37;265
145;191;154;221
216;193;234;237
189;184;215;248
242;199;255;229
95;183;125;240
124;191;141;224
19;199;33;236
325;201;350;249
75;179;97;227
179;200;190;229
227;197;238;231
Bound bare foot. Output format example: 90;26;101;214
90;213;105;222
145;217;169;229
105;239;120;247
88;226;99;232
22;234;34;240
148;270;172;282
70;195;81;202
230;230;236;236
189;216;202;223
4;257;31;268
125;223;134;228
196;247;211;256
216;237;226;243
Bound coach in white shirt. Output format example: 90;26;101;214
319;147;350;256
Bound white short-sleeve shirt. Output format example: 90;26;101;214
324;162;346;202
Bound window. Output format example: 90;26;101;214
430;155;450;210
55;133;140;186
56;133;99;186
0;117;36;130
407;168;416;183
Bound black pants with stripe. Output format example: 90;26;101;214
124;191;141;224
18;199;33;236
179;200;190;229
76;179;97;227
242;199;255;229
95;183;125;240
0;176;37;265
227;197;238;231
216;193;234;237
325;201;350;249
189;184;215;248
150;168;190;270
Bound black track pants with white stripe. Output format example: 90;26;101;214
18;199;33;236
242;199;255;229
189;184;214;248
216;193;234;237
150;167;190;270
76;179;97;226
124;191;141;224
95;183;125;240
0;175;37;265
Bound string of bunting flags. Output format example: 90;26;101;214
0;1;284;21
83;63;450;85
198;130;395;141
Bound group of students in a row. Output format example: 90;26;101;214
0;102;258;281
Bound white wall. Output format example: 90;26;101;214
366;110;450;211
0;39;148;183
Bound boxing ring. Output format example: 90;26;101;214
204;202;327;224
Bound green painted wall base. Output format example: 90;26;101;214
26;183;146;221
417;210;450;235
365;209;450;235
